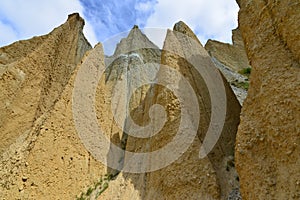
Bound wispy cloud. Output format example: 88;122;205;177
145;0;239;44
0;20;18;44
79;0;157;42
0;0;97;47
0;0;239;49
78;0;238;53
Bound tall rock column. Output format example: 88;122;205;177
97;23;241;200
152;21;241;200
236;0;300;199
0;13;102;199
0;13;91;154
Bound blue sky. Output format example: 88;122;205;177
0;0;239;50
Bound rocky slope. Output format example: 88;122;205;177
205;28;250;73
209;56;248;105
205;28;250;105
235;0;300;199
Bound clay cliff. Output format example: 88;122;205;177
75;22;241;199
0;13;242;199
205;28;250;72
0;14;105;199
235;0;300;199
0;13;91;154
0;0;299;198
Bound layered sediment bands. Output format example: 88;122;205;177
236;0;300;199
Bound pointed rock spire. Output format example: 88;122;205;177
113;25;159;56
173;21;202;45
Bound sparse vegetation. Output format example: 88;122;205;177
86;187;93;196
239;67;251;77
231;81;250;90
76;173;117;200
239;82;249;90
97;182;109;197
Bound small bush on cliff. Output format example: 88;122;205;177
76;173;116;200
231;81;249;90
239;67;251;76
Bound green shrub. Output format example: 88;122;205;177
76;174;112;199
231;81;249;90
86;187;93;196
239;67;251;76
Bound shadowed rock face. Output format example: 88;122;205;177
236;0;300;199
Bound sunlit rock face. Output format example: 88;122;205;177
0;13;109;199
235;0;300;199
0;13;242;200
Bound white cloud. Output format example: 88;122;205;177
143;28;167;49
0;0;97;47
0;0;239;49
0;21;18;46
145;0;239;45
83;22;98;47
135;1;153;12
